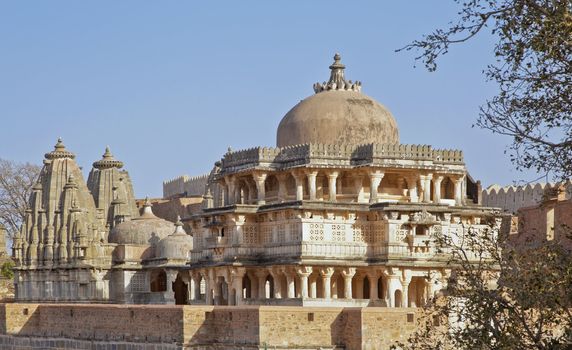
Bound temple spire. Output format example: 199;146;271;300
92;146;124;169
313;53;362;94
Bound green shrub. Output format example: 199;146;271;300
1;261;14;279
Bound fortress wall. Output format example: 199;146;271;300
0;303;418;349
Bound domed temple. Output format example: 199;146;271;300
14;54;492;307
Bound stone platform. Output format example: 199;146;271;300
0;303;418;349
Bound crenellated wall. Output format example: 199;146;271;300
163;174;209;199
482;181;572;213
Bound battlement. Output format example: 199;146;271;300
482;180;572;214
221;143;464;173
162;174;209;199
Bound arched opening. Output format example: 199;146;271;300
173;273;188;305
264;175;279;202
377;277;384;300
242;275;251;299
265;275;274;299
394;289;403;308
442;177;455;200
408;277;427;307
316;276;324;298
285;173;297;199
150;270;167;292
199;276;206;300
363;276;371;299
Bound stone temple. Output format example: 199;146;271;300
13;54;493;308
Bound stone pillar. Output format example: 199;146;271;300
165;270;177;304
219;182;228;206
354;175;364;203
418;175;426;203
433;175;444;204
369;171;384;203
309;276;317;298
286;271;296;298
401;279;410;308
296;266;312;299
328;172;338;202
205;271;213;305
307;171;318;201
367;271;379;301
191;274;201;301
341;267;356;299
230;268;245;305
423;174;432;203
407;176;419;203
454;176;464;206
225;177;236;205
277;174;288;202
387;275;402;307
247;181;256;204
293;172;304;201
253;173;268;205
256;270;267;299
270;269;282;299
320;267;334;299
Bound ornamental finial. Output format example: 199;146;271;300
313;53;362;94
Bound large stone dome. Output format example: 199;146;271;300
108;200;174;245
276;54;399;147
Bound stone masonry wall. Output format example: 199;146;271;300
0;303;419;350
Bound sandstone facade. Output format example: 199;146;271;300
13;54;498;313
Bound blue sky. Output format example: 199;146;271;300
0;1;540;198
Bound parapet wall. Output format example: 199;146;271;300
0;303;418;349
163;174;209;199
482;181;572;214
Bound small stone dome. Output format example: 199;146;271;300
276;54;399;147
108;199;174;245
155;217;192;260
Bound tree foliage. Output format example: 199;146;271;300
394;223;572;349
399;0;572;180
0;159;41;240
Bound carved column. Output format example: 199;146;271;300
286;271;296;298
328;172;339;202
369;171;384;204
433;175;444;204
225;177;236;205
230;268;245;305
423;174;433;203
354;175;364;203
277;174;288;202
401;279;410;308
309;276;317;298
320;267;334;299
219;182;228;206
406;175;419;203
293;172;304;201
296;266;312;299
454;176;464;206
246;181;256;204
307;170;318;200
253;173;267;205
367;271;379;301
341;267;356;299
255;270;267;299
270;268;282;299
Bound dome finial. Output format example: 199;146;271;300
313;53;362;94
